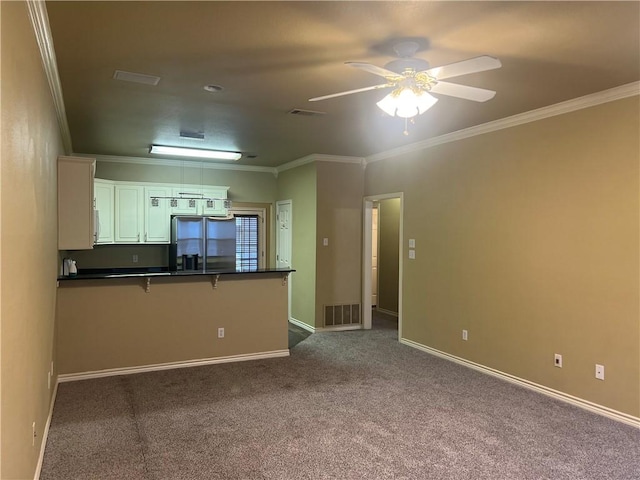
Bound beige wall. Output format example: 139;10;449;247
96;160;277;203
365;97;640;417
315;162;364;325
377;198;400;314
277;163;317;327
56;275;288;374
1;2;64;478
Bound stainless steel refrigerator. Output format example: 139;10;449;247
169;216;236;271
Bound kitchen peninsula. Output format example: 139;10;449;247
56;268;294;379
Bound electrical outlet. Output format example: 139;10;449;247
595;364;605;380
32;422;36;446
408;249;416;259
132;254;139;263
554;354;562;368
218;327;225;339
462;330;468;341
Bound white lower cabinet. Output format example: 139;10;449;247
94;180;114;243
144;187;171;243
115;185;144;243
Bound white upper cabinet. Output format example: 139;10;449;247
144;186;171;243
98;180;229;244
94;180;114;244
58;156;96;250
115;185;144;243
201;187;229;216
170;187;200;215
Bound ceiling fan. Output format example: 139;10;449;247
309;41;501;122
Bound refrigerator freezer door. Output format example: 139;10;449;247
205;218;236;271
175;217;205;270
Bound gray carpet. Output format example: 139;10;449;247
41;311;639;480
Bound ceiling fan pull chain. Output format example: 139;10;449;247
403;118;409;136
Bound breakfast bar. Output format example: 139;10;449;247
56;269;294;378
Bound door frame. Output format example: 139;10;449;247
276;199;293;320
362;193;403;339
228;206;267;269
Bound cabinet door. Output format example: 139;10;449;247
201;188;229;216
144;187;171;243
115;185;143;243
170;187;200;215
94;180;114;243
58;156;96;250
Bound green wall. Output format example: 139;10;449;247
377;198;400;314
315;162;364;325
277;163;317;328
95;161;277;203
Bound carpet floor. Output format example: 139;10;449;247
40;311;639;479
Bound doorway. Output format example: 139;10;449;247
362;193;403;338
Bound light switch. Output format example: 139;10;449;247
409;239;416;248
409;249;415;259
323;238;329;246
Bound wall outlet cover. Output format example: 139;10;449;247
554;354;562;368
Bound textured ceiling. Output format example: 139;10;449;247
45;1;639;168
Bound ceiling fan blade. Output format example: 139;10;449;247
346;62;399;78
426;55;502;80
309;84;390;102
430;81;496;102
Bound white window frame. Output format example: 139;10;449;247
229;207;266;269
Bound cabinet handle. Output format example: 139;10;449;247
144;233;147;242
137;233;140;242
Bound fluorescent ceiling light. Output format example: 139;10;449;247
150;145;242;161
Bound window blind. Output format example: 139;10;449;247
235;215;259;271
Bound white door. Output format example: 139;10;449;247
276;200;292;269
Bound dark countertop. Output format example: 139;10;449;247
58;267;295;281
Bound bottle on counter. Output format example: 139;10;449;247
69;260;78;276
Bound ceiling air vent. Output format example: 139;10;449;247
113;70;161;86
288;108;326;117
180;130;205;140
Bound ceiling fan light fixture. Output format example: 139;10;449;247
150;145;241;161
377;89;438;118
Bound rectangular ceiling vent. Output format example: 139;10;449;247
179;130;205;140
288;108;326;117
113;70;161;86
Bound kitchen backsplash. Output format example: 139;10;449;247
63;244;169;269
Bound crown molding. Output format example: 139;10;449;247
27;0;73;155
79;153;278;174
366;81;640;164
276;153;366;174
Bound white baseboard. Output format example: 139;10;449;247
289;317;315;333
314;325;362;332
35;379;59;480
400;338;640;428
58;350;290;383
375;307;398;317
289;316;362;333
